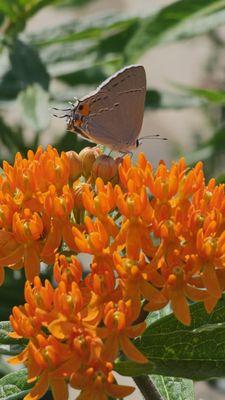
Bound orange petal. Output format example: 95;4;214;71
120;335;148;364
126;223;141;260
185;285;208;302
51;355;81;377
107;382;135;398
0;266;5;285
0;245;23;267
204;295;219;314
202;264;221;299
24;372;49;400
48;320;73;340
140;279;166;303
8;348;28;365
42;224;61;258
125;322;146;338
50;378;68;400
24;246;40;282
170;290;191;326
62;222;78;252
102;335;119;362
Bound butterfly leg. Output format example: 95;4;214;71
119;150;133;158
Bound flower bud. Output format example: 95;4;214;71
92;155;118;184
73;182;90;210
66;151;82;181
79;147;101;178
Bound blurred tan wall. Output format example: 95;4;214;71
26;0;223;166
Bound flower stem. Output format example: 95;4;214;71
133;375;164;400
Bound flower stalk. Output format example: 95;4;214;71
134;376;164;400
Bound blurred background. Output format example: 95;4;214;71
0;0;225;399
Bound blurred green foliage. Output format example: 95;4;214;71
0;0;224;166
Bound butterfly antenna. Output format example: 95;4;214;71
139;134;167;140
52;107;72;112
53;113;70;119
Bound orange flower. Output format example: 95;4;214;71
98;299;147;364
7;148;225;399
9;277;54;339
70;361;135;400
42;185;77;258
0;209;44;281
0;146;80;283
54;254;82;287
73;217;109;255
82;178;118;237
114;252;167;313
10;334;70;400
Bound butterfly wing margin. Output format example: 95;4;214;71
79;65;146;113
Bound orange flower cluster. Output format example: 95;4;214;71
0;146;78;283
7;148;225;399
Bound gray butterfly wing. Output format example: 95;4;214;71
79;65;146;150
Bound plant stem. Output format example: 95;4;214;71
133;376;164;400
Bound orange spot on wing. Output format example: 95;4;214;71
81;103;90;116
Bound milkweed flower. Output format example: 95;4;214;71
8;256;137;400
7;147;225;399
0;146;80;281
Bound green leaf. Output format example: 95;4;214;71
59;0;94;7
0;0;57;36
150;376;195;400
164;8;225;42
125;0;225;61
0;322;27;348
173;85;225;105
0;369;31;400
28;16;139;46
18;84;50;132
145;90;203;109
0;322;14;345
115;293;225;380
0;40;49;100
207;126;225;150
216;173;225;184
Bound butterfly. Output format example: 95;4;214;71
65;65;146;152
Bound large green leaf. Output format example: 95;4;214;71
28;16;138;46
59;0;94;6
150;376;195;400
0;40;49;100
0;322;16;345
0;369;31;400
0;322;27;354
0;0;56;35
116;293;225;380
174;85;225;105
125;0;225;61
145;90;203;109
163;8;225;42
18;84;50;132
